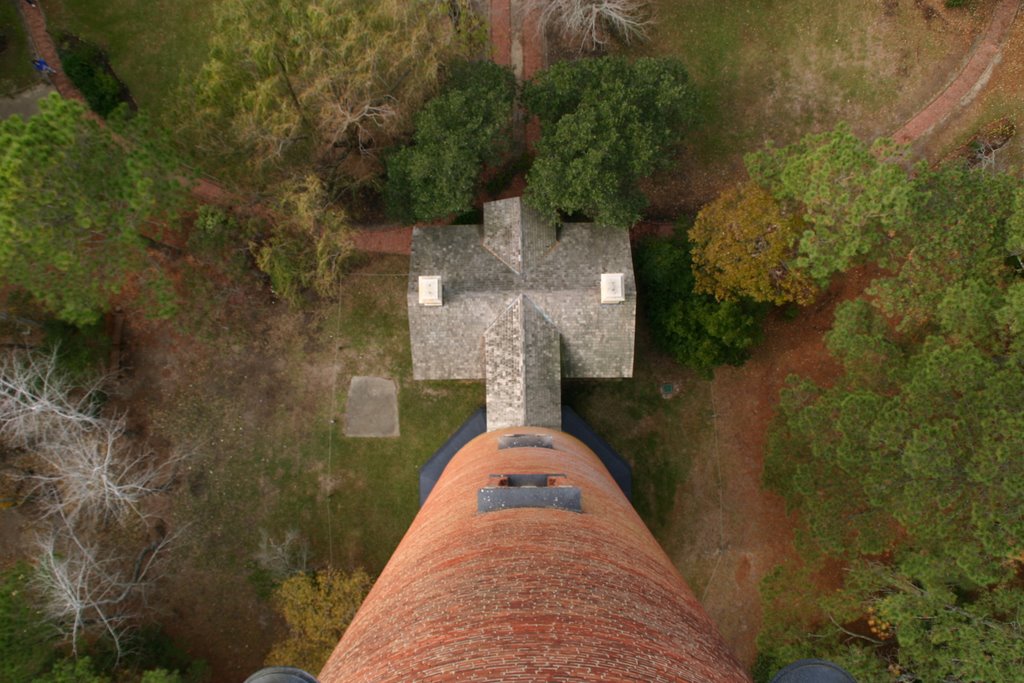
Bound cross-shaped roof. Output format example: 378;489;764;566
407;197;636;431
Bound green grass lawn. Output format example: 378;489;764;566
566;323;712;542
42;0;214;119
0;0;37;95
631;0;987;208
642;0;975;149
157;254;483;577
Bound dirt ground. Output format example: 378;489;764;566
672;268;876;665
114;283;300;679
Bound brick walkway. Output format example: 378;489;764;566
350;225;414;255
892;0;1020;144
490;0;545;81
16;2;86;104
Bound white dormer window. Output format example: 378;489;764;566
600;273;625;304
418;275;443;306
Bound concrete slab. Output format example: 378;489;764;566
344;376;399;437
0;83;56;119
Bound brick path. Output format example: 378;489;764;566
16;1;86;104
490;0;544;81
350;225;414;255
892;0;1020;144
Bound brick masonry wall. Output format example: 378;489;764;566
318;429;750;682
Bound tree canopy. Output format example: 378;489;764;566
0;95;185;326
689;182;817;305
758;161;1024;681
385;61;516;222
250;173;353;306
187;0;482;188
745;123;913;283
635;233;765;377
868;162;1021;331
523;56;698;228
265;568;373;675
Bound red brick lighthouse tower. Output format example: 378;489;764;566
318;427;750;682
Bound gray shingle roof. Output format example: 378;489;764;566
484;295;561;431
408;197;636;429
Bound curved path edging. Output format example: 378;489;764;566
892;0;1020;144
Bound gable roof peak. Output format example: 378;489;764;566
482;197;556;274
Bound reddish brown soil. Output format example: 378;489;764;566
350;226;413;255
694;267;878;664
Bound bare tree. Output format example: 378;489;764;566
0;351;183;528
1;350;184;658
33;525;174;659
0;350;105;449
27;416;183;528
254;528;309;580
528;0;652;52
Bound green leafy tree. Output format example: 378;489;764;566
33;657;110;683
746;123;913;282
769;301;1024;582
264;568;373;675
689;182;818;305
1;564;55;682
846;563;1024;682
1007;184;1024;264
385;61;516;222
56;35;126;118
759;163;1024;678
0;95;186;326
251;174;354;306
523;56;698;228
187;0;482;188
635;234;765;377
868;162;1019;330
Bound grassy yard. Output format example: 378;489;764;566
632;0;991;210
0;0;36;95
157;255;484;574
125;247;716;676
40;0;214;119
129;254;482;676
566;323;713;545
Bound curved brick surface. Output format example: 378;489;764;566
319;428;749;682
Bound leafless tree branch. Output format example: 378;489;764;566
527;0;652;52
32;525;174;660
1;350;185;528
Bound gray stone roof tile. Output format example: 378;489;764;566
408;198;635;430
484;295;561;431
